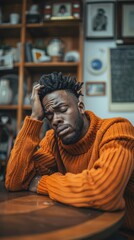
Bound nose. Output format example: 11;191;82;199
52;113;63;129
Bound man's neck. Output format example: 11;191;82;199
82;114;90;138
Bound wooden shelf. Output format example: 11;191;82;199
0;0;84;132
0;0;23;4
24;62;79;67
23;105;31;110
26;19;81;28
0;105;18;110
0;24;22;28
14;62;21;67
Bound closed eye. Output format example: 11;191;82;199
60;107;68;112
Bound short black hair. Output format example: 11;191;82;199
59;5;67;11
98;8;105;14
38;72;83;101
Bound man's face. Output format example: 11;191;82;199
42;90;85;145
98;9;104;15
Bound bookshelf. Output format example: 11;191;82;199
0;0;84;134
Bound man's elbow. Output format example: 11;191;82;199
5;179;26;192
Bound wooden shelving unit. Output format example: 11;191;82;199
0;0;84;134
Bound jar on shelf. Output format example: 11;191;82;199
0;79;13;104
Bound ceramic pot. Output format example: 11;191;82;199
0;79;13;104
47;38;64;57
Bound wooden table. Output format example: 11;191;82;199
0;182;125;240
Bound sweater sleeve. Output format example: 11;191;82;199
5;117;56;191
37;121;134;211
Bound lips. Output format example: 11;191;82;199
56;125;71;137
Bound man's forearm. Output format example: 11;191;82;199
5;117;43;191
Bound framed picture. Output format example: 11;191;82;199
86;82;106;96
85;1;115;39
32;48;45;62
117;1;134;44
51;2;73;20
0;54;13;70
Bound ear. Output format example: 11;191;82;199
78;101;85;114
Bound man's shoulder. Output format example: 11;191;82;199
87;110;133;135
102;116;133;127
86;111;133;127
100;116;134;136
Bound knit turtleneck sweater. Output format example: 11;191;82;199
5;111;134;231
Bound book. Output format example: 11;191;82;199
25;42;33;62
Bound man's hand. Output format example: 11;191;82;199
30;83;45;121
29;175;42;192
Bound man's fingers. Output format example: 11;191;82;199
33;82;44;90
31;84;44;99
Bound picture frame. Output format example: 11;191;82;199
85;1;115;39
51;2;73;20
86;82;106;96
117;1;134;44
32;48;45;62
0;54;13;70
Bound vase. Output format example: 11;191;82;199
0;79;13;104
47;38;64;58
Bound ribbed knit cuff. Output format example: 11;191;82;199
37;175;48;195
19;116;43;138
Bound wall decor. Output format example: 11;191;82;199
51;2;73;20
0;74;27;104
43;4;52;21
87;48;107;75
85;1;115;39
86;82;106;96
64;51;80;62
117;1;134;44
43;1;81;21
108;47;134;111
32;48;45;62
0;54;13;70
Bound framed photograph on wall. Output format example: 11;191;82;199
85;1;115;39
86;82;106;96
117;1;134;44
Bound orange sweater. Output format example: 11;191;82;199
5;111;134;231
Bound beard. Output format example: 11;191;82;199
61;111;84;145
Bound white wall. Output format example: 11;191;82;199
83;1;134;125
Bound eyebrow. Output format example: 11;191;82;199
55;102;68;108
44;102;67;114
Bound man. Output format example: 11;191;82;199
92;8;107;31
57;4;69;17
5;72;134;235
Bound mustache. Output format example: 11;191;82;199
55;124;70;134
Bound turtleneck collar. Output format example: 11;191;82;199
59;111;102;155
